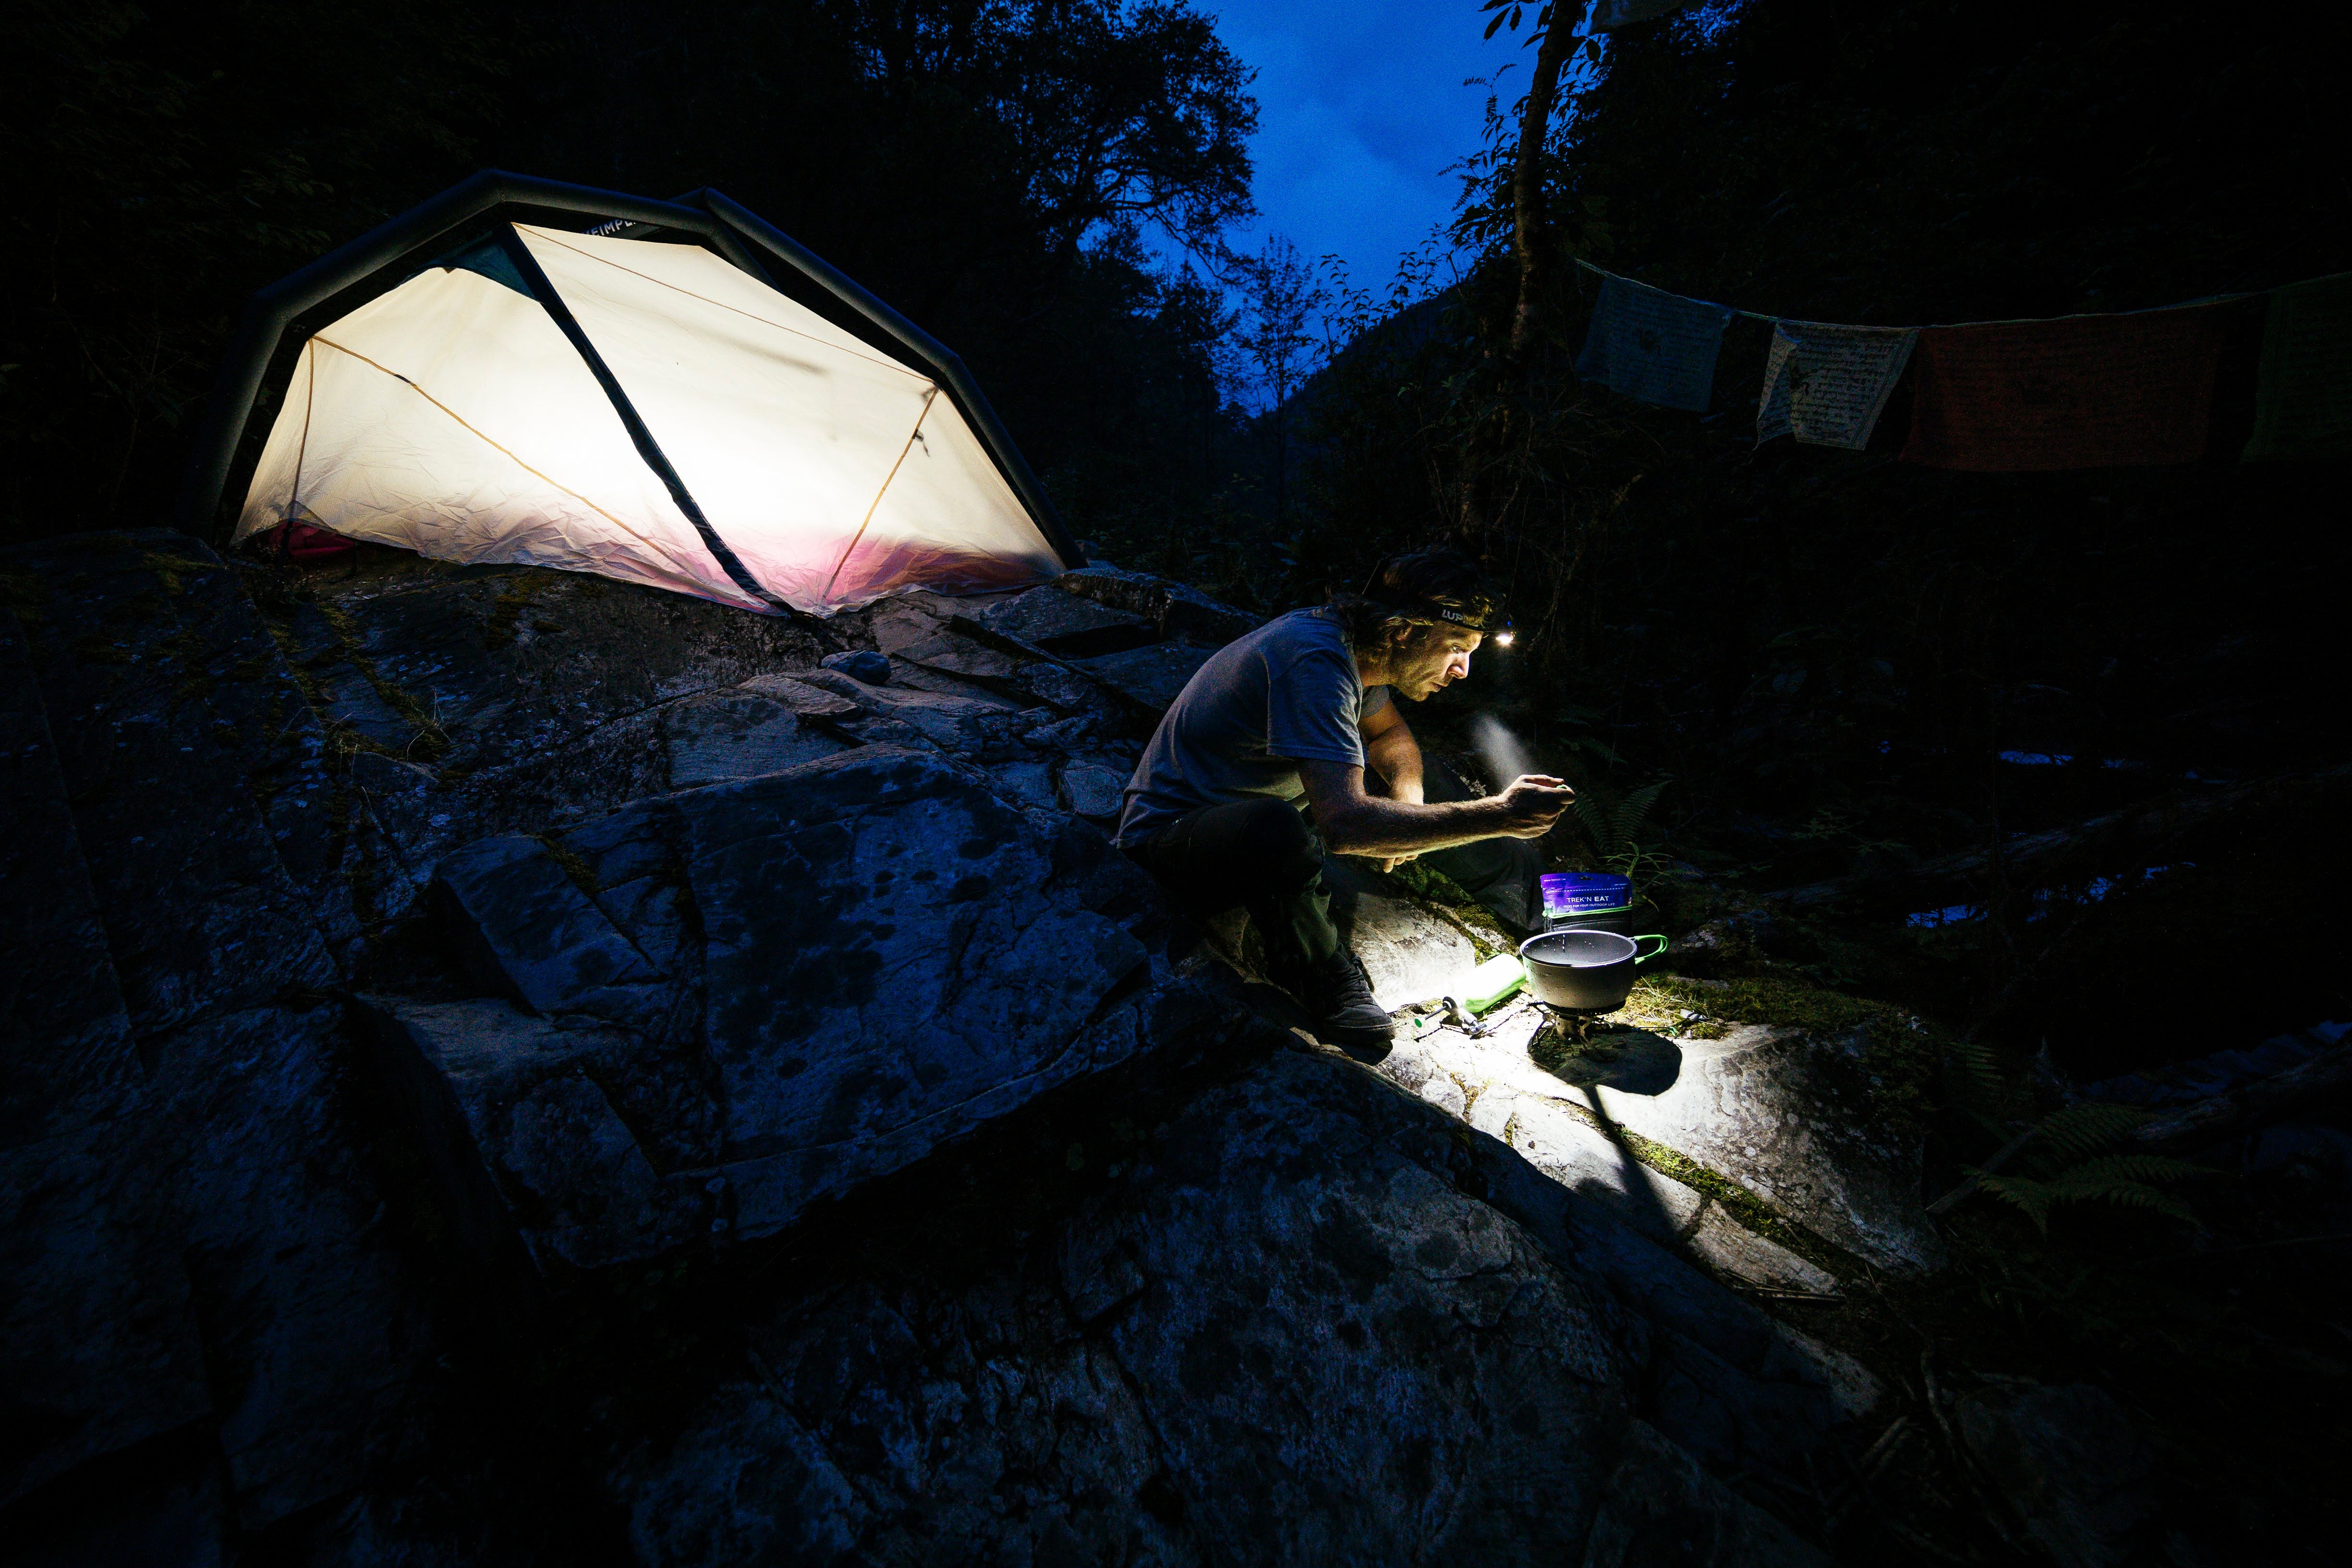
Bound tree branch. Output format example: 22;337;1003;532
1509;1;1588;358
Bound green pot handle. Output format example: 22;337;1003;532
1632;934;1670;963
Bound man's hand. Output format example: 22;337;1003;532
1298;760;1573;858
1493;775;1572;839
1376;851;1421;875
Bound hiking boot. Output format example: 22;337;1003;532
1292;949;1394;1053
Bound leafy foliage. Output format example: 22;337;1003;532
1971;1102;2211;1234
1229;237;1331;527
1572;776;1668;889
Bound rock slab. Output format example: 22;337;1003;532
402;749;1264;1266
610;1045;1830;1566
1958;1382;2157;1568
1573;1022;1944;1273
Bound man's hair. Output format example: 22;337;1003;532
1328;546;1504;656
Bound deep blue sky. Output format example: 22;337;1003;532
1195;0;1524;300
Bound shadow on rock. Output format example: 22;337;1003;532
1533;1022;1687;1098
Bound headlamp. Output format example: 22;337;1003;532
1393;597;1514;640
1360;554;1513;643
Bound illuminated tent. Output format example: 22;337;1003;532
179;172;1083;616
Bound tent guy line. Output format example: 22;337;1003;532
303;334;710;578
826;388;942;604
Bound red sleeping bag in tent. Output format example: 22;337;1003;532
260;520;360;561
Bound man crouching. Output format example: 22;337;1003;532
1114;546;1570;1052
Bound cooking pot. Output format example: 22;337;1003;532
1516;928;1669;1013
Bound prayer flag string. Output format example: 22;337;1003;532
1563;258;2345;467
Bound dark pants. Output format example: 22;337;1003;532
1124;798;1341;971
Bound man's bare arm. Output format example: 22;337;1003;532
1296;758;1568;857
1359;700;1425;805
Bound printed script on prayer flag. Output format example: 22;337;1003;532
1756;322;1919;450
1575;275;1735;414
1901;305;2231;471
2244;271;2352;462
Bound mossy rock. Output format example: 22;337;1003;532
1643;974;1911;1036
1383;860;1513;952
1631;972;1945;1136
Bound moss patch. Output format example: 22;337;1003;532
537;834;602;898
315;600;450;760
143;552;219;595
1644;972;1911;1036
1384;861;1512;953
162;629;218;702
1613;1123;1861;1278
67;632;134;665
481;578;540;650
1;569;47;626
1609;980;1705;1036
1515;1040;1867;1278
255;589;451;766
98;591;172;628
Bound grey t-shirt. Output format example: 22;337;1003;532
1115;607;1391;847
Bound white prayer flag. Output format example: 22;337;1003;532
1755;321;1920;450
1576;274;1736;414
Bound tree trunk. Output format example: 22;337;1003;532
1509;2;1589;359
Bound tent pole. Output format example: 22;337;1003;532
696;189;1088;571
178;169;1067;628
666;190;780;288
491;227;836;644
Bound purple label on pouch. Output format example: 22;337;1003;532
1541;872;1632;913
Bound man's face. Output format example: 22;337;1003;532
1391;625;1482;700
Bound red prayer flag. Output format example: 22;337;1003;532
1902;304;2232;471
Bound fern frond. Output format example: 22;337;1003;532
1976;1173;2054;1233
2046;1179;2200;1227
2021;1101;2150;1174
1616;779;1668;842
2049;1155;2213;1191
1574;787;1624;859
1573;778;1670;869
1948;1039;2005;1109
1962;1108;2022;1147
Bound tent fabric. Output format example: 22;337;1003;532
1575;274;1736;414
1901;304;2232;471
1755;321;1918;450
235;223;1063;615
2243;270;2352;462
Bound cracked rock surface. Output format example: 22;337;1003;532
607;1047;1830;1568
1;535;1887;1564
